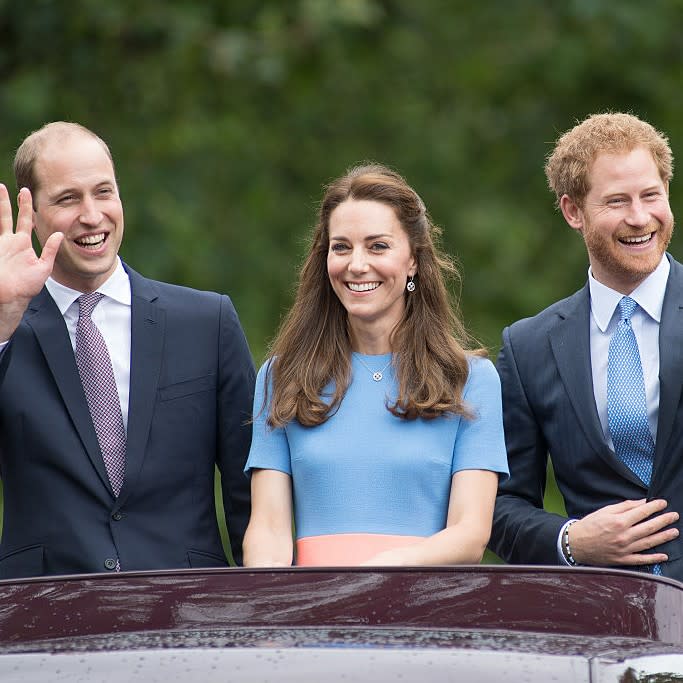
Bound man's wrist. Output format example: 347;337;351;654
557;519;579;566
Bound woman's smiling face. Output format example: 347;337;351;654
327;199;416;341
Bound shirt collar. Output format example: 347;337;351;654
45;258;131;315
589;254;670;332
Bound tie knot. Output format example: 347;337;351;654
78;292;104;320
617;296;638;322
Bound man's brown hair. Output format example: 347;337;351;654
545;112;673;207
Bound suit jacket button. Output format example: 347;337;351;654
104;558;117;570
112;512;123;521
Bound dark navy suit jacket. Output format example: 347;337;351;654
0;264;255;578
490;254;683;580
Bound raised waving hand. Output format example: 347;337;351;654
0;185;63;341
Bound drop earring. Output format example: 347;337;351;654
406;276;416;292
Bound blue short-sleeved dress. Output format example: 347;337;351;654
245;353;509;565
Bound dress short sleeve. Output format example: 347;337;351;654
244;360;292;476
452;357;509;479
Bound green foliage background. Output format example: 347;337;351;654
1;0;680;561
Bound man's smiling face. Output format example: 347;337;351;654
32;131;124;293
564;146;673;295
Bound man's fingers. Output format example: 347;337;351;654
609;498;648;511
621;498;671;525
627;510;680;535
15;188;34;235
39;232;64;268
571;500;678;567
628;528;679;554
620;552;669;566
0;184;12;235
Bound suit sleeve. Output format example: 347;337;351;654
488;325;567;564
0;338;12;382
216;295;256;566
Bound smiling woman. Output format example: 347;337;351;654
242;163;509;568
327;198;416;344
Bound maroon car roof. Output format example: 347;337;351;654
1;565;683;681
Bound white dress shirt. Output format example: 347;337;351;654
557;254;669;564
45;258;132;428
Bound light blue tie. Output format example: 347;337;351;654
607;296;661;575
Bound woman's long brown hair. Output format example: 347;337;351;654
265;163;484;428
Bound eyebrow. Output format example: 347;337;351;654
329;233;393;241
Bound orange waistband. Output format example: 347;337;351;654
296;533;423;567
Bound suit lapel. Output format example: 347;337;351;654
548;285;645;487
652;256;683;488
117;266;165;504
25;289;113;492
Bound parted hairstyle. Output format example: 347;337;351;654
545;112;673;208
14;121;115;207
265;163;484;428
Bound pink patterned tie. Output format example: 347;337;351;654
75;293;127;497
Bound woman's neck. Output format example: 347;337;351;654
349;323;393;355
